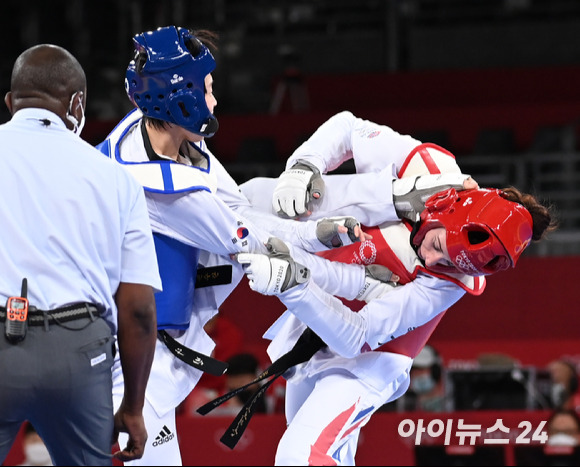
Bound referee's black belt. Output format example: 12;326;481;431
0;302;101;326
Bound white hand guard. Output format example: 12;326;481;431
272;160;325;219
393;173;472;222
237;238;310;295
356;264;399;302
316;216;361;248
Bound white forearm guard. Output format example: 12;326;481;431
393;173;472;222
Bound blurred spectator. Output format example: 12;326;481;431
17;422;52;466
222;353;268;414
407;345;447;412
548;359;580;411
269;45;309;114
546;409;580;447
477;352;518;368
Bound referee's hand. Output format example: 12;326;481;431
112;405;148;462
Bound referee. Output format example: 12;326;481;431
0;44;161;466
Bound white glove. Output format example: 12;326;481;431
393;173;474;222
237;238;310;295
356;264;400;302
272;160;325;219
316;216;361;248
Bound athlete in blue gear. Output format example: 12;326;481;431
98;26;377;466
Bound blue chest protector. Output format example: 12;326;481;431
153;234;200;330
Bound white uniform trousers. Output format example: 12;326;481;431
276;367;411;466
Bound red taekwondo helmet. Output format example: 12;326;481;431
412;188;533;276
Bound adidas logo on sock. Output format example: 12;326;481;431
152;425;175;447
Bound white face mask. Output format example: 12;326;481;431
411;374;436;395
548;433;579;447
24;442;52;465
65;91;86;136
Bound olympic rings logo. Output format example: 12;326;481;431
455;250;477;273
358;240;377;265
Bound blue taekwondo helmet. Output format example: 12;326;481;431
125;26;219;137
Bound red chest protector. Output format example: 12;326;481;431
316;143;485;358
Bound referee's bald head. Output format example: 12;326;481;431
7;44;86;116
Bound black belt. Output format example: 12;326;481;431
0;302;101;327
158;330;228;377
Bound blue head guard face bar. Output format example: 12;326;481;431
125;26;219;138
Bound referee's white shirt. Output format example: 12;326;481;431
0;108;161;333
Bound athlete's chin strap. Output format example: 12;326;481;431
196;327;326;449
408;218;427;267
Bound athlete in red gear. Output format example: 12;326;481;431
236;111;556;466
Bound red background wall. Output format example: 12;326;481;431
206;66;580;161
82;66;580;159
